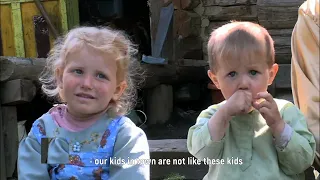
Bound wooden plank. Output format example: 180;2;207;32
21;1;60;58
0;4;15;56
0;103;6;180
149;139;188;153
202;0;256;6
269;29;293;64
59;0;68;33
257;0;304;29
0;28;3;56
2;106;18;177
11;2;25;57
204;5;258;21
0;79;37;105
66;0;79;29
257;0;304;6
33;15;50;58
178;59;208;67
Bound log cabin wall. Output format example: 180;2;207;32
171;0;304;103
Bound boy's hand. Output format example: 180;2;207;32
223;90;253;117
252;91;285;137
208;90;252;141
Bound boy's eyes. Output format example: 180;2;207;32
249;70;258;75
227;70;259;77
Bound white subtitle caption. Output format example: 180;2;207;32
91;157;243;165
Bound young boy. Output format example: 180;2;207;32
187;21;316;180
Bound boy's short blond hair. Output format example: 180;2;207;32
207;21;275;72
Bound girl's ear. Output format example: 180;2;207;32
56;68;64;89
267;64;279;85
112;81;127;101
207;70;221;89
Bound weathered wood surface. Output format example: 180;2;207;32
149;139;188;153
269;29;292;64
174;10;201;38
181;0;200;10
143;63;208;88
202;0;256;6
0;56;46;82
2;106;18;178
0;56;208;88
146;85;173;125
257;0;304;29
0;79;37;105
204;5;257;21
0;103;6;180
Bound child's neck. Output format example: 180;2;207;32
51;104;107;132
65;107;106;122
64;106;107;131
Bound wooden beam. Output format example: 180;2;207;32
0;56;46;82
0;79;37;105
2;106;18;178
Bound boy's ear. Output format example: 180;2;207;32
268;64;279;85
112;81;127;101
207;70;221;89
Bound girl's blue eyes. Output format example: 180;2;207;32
74;69;83;74
228;71;236;77
72;69;107;79
97;73;106;79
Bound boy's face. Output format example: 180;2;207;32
56;47;126;118
208;57;278;105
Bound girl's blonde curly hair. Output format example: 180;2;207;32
39;26;144;117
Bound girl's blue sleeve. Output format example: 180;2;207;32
18;130;50;180
109;119;150;180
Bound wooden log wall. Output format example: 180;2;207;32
171;0;303;102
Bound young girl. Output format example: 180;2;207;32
18;26;150;180
187;21;316;179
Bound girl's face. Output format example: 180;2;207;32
208;57;278;107
57;47;125;118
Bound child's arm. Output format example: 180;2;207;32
109;118;150;180
18;132;50;180
276;103;316;175
187;105;228;160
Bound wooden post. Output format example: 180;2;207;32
0;102;6;180
2;106;18;178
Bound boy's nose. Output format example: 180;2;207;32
238;76;249;90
